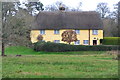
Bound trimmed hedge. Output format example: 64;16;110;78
34;41;119;52
103;37;120;45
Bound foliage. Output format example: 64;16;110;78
5;46;106;55
24;1;44;15
61;30;77;44
37;35;43;41
1;2;35;56
1;2;18;56
103;37;120;45
3;50;118;78
2;2;17;42
103;19;118;37
34;41;119;52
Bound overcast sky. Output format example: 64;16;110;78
20;0;119;11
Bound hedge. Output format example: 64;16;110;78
103;37;120;45
34;41;119;52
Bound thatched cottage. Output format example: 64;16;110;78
31;9;103;45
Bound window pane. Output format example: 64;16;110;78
40;30;45;34
75;30;80;34
54;40;60;43
54;30;59;34
75;40;80;45
92;30;98;35
83;40;89;44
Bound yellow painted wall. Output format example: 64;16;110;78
30;29;103;45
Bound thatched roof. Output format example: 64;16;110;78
33;11;103;30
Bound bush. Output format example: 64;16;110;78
34;41;119;52
103;37;120;45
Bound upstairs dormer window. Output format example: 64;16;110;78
40;30;45;35
54;30;59;34
92;30;98;35
75;30;80;34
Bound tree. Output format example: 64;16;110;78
45;1;69;11
37;35;43;41
108;3;118;20
17;1;44;16
1;2;17;56
118;2;120;37
7;8;35;47
25;1;44;15
96;2;110;18
70;2;82;11
103;18;118;37
61;30;77;44
1;2;35;56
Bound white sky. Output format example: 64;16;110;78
20;0;120;11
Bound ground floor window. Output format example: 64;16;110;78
83;40;89;44
42;40;45;42
74;40;80;45
54;40;60;43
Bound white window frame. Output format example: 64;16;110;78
92;30;98;35
40;30;45;35
75;30;80;34
54;40;60;43
83;40;89;45
54;30;59;34
74;40;80;45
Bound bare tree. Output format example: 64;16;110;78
96;2;110;18
61;30;77;44
45;1;69;11
108;3;118;20
71;2;82;11
103;18;118;37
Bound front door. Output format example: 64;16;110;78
93;40;97;45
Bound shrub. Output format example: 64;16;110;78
103;37;120;45
34;41;119;52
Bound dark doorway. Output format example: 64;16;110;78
93;40;97;45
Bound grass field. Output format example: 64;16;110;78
2;46;118;78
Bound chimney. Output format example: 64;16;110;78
59;4;65;11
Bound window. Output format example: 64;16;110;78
54;30;59;34
83;40;89;44
40;30;45;35
74;40;80;45
75;30;80;34
42;40;45;42
54;40;60;43
92;30;98;35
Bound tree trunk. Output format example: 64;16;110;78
1;42;5;56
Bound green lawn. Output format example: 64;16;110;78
2;46;118;78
